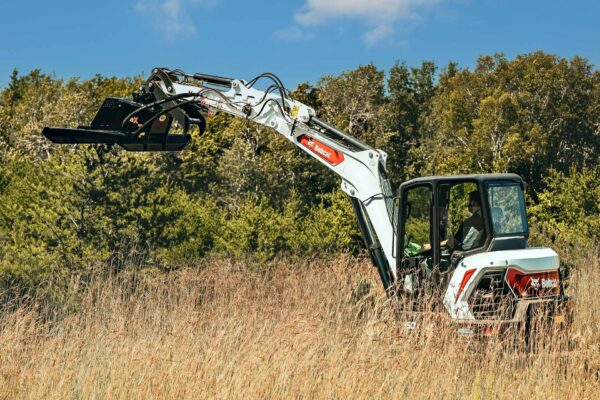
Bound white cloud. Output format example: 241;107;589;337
293;0;443;44
135;0;217;40
361;23;394;46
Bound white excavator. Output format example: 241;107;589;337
43;67;570;333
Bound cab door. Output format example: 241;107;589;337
398;184;434;273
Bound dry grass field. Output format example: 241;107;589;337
0;248;599;399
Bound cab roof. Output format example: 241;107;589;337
400;173;524;188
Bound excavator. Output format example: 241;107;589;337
43;67;570;333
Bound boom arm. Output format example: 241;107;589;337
43;67;398;287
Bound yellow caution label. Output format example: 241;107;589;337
291;104;299;120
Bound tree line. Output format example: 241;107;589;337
0;51;598;298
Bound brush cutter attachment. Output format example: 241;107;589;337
43;81;207;151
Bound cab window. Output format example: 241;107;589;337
487;183;528;235
402;185;432;257
439;182;487;253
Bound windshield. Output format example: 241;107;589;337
486;183;528;235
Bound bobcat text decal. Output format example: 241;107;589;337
298;135;344;166
505;268;560;297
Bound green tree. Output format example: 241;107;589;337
317;64;386;146
529;166;600;249
418;52;599;189
383;61;437;182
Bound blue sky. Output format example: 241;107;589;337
1;0;598;88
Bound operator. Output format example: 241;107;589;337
446;191;485;251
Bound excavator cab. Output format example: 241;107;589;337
396;174;529;291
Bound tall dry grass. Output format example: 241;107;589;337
0;248;599;399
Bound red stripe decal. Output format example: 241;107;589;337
456;269;476;301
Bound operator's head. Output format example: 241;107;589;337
468;191;481;213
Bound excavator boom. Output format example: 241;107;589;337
43;67;398;287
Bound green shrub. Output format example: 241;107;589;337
528;166;600;258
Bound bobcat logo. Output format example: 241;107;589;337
530;277;558;290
